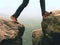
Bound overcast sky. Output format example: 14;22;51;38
0;0;60;19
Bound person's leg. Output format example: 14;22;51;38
40;0;45;16
11;0;29;21
40;0;52;17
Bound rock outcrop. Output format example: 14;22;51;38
32;29;43;45
42;10;60;45
0;17;25;45
32;10;60;45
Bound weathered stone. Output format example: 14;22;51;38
42;10;60;45
32;29;43;45
0;17;25;45
32;10;60;45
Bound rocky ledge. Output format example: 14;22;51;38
32;10;60;45
0;17;25;45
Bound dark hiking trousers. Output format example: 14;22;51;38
12;0;45;18
12;0;29;18
40;0;45;15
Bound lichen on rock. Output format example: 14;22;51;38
42;10;60;45
32;10;60;45
0;17;25;42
